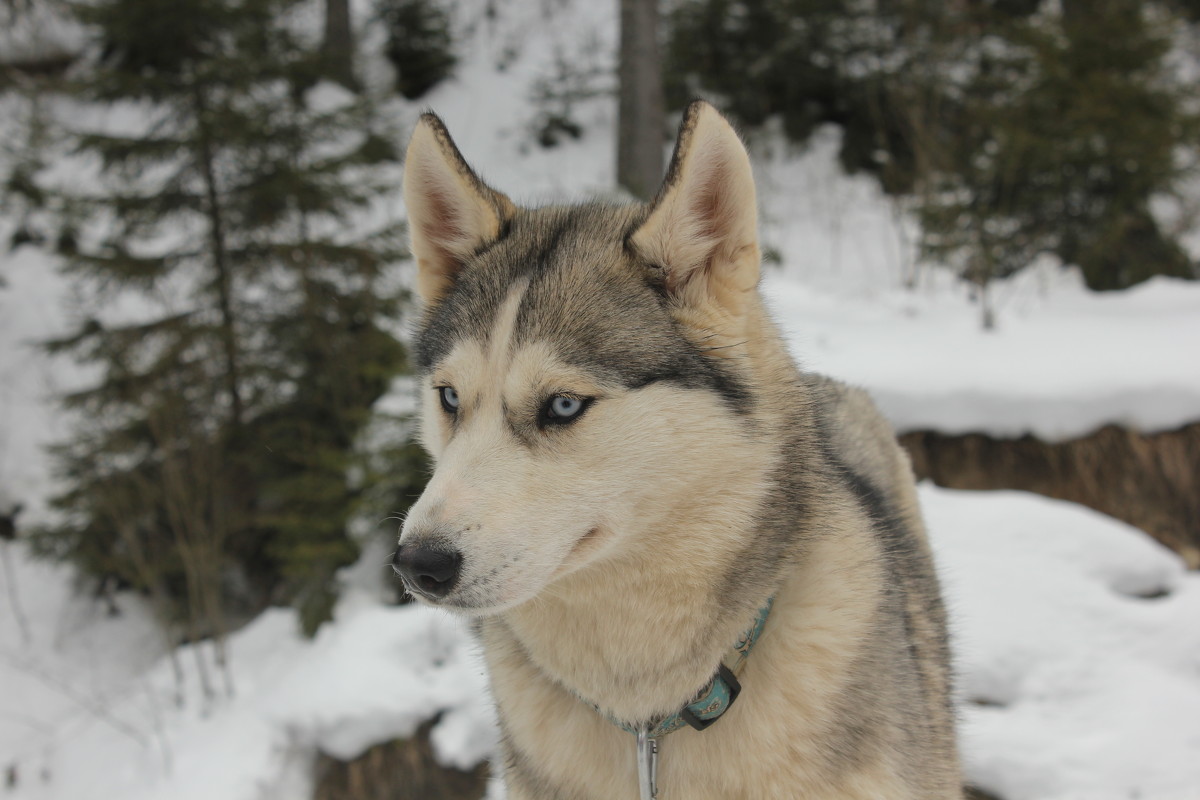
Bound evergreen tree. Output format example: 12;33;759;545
666;0;1199;294
320;0;357;89
666;0;952;194
34;0;410;646
919;1;1195;297
378;0;456;100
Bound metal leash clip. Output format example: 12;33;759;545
635;726;659;799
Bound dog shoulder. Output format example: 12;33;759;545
798;373;961;789
802;374;919;520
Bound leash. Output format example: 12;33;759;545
582;598;774;800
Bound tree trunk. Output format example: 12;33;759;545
321;0;357;90
899;422;1200;569
190;82;244;430
313;718;488;800
617;0;664;201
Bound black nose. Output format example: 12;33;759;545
393;543;462;599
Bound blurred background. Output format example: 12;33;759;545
0;1;1198;798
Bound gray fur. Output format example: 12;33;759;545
415;205;751;413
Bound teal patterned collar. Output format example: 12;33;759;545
584;596;775;738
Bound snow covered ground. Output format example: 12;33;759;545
0;535;498;800
2;1;1200;799
930;489;1200;800
768;264;1200;440
3;487;1198;800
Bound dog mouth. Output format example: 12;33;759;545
551;525;605;579
570;526;602;558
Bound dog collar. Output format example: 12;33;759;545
579;597;774;799
618;596;773;738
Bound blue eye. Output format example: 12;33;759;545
545;394;588;424
439;386;460;413
551;396;581;417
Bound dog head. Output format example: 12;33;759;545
395;101;766;614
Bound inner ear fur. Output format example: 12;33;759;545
403;113;515;304
630;101;760;316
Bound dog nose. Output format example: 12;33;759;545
393;543;462;598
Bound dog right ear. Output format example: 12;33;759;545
630;101;760;321
403;114;514;304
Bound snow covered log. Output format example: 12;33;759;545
900;422;1200;568
312;719;487;800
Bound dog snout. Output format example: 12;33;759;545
393;542;462;599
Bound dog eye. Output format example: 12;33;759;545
439;386;460;413
544;394;588;425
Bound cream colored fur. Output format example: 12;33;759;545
631;102;762;350
403;117;514;303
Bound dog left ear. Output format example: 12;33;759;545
404;113;515;304
630;101;760;316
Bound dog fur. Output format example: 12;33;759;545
397;100;961;799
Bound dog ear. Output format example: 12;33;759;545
630;101;759;316
404;113;515;304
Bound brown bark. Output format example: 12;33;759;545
900;423;1200;568
321;0;357;90
191;82;244;429
617;0;664;201
313;719;488;800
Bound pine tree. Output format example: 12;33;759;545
34;0;410;647
665;0;950;194
666;0;1199;295
378;0;456;100
919;1;1195;298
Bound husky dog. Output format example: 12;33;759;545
394;101;961;799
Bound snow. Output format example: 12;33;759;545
0;539;167;792
767;264;1200;440
303;81;359;115
0;538;495;800
0;243;86;524
4;488;1199;800
1;0;1199;798
927;487;1200;800
0;4;86;68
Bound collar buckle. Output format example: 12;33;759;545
679;662;742;732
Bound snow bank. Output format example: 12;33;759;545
0;539;495;800
923;485;1200;800
0;540;164;792
269;596;495;768
768;268;1200;440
